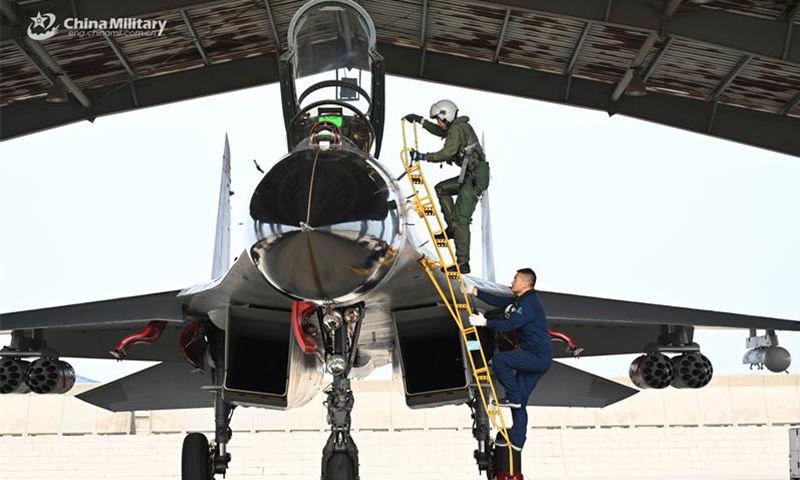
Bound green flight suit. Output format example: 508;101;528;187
422;116;490;264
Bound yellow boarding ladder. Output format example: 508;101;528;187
399;120;515;475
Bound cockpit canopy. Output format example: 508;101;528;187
279;0;385;156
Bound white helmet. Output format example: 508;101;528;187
429;99;458;123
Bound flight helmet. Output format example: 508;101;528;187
429;99;458;124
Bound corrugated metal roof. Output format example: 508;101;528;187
114;12;206;81
45;35;129;91
573;24;653;84
364;0;424;49
189;0;277;60
722;57;800;112
500;11;586;75
648;38;744;100
700;0;793;20
1;0;798;137
425;0;504;62
0;43;50;103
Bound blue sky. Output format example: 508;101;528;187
1;75;798;382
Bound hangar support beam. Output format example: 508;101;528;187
419;0;430;77
781;92;800;116
662;0;682;20
709;55;753;102
3;45;798;158
472;0;800;65
783;4;799;60
2;0;796;68
103;36;140;107
492;9;511;63
262;0;282;52
564;21;592;101
390;44;800;158
610;32;657;103
180;10;211;66
0;0;92;109
642;36;673;81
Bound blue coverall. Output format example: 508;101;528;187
477;289;553;448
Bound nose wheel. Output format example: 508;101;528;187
182;433;213;480
323;451;358;480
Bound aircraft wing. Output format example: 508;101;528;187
0;290;188;362
391;264;800;360
0;290;185;331
507;361;636;408
77;361;213;411
0;253;291;362
539;290;800;331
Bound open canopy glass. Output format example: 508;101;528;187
279;0;385;156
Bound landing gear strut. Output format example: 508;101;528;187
321;376;359;480
319;305;363;480
182;326;233;480
470;394;496;480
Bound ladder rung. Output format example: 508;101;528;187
447;271;460;279
455;303;469;310
474;367;489;375
435;239;448;247
463;326;477;335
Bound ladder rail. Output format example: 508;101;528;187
400;120;515;474
421;266;512;435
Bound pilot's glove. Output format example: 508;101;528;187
409;149;427;162
470;313;487;327
404;113;423;124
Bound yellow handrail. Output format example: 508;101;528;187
399;119;515;475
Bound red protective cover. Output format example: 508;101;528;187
497;473;524;480
292;301;318;353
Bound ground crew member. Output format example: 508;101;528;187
404;100;489;274
469;268;552;451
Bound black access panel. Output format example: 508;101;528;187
392;305;470;408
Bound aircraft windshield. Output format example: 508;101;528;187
280;0;385;156
289;1;375;111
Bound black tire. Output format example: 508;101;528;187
325;453;356;480
182;432;211;480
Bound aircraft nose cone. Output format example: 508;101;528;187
249;146;403;303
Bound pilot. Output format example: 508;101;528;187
404;100;489;274
468;268;552;452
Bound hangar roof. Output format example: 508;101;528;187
1;0;799;157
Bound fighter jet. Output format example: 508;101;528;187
1;1;797;479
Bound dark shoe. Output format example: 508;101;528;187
441;262;470;275
494;438;523;451
492;398;522;409
433;228;453;241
